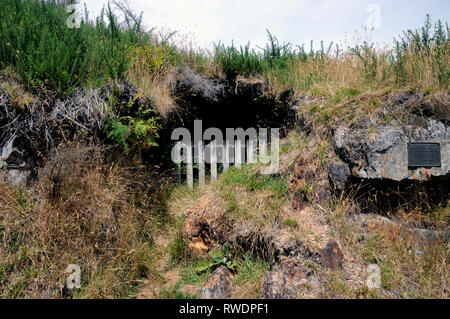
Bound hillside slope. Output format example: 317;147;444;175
0;0;448;299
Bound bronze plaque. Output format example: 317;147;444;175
407;143;441;168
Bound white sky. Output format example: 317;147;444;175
78;0;450;51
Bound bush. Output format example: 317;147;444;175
106;88;161;154
0;0;149;96
391;15;449;87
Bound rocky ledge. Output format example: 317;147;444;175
333;119;449;182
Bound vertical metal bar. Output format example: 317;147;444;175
235;139;242;169
211;140;217;181
223;139;230;172
186;142;193;188
198;140;205;186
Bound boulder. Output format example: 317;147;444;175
0;136;30;187
182;194;229;256
0;169;30;187
262;257;319;299
201;266;233;299
320;240;344;269
327;160;351;190
334;119;450;181
0;136;26;169
273;229;299;257
360;214;450;245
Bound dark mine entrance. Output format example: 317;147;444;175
153;77;297;176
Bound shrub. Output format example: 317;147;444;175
391;15;449;88
106;88;161;154
0;0;149;96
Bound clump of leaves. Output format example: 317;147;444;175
194;244;236;273
106;89;161;154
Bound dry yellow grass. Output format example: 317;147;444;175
0;143;172;298
265;39;449;98
126;43;177;118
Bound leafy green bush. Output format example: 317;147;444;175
194;244;236;273
0;0;149;96
106;90;161;154
391;15;449;86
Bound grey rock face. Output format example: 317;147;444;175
327;160;351;190
201;266;232;299
334;120;450;181
0;136;30;187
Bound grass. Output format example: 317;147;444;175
233;253;270;285
216;163;290;229
0;144;173;298
221;164;288;200
232;253;270;298
324;196;449;299
158;287;198;299
168;214;188;267
179;261;212;285
282;218;299;229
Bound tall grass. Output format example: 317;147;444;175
0;0;149;96
1;1;447;99
391;15;449;88
214;16;449;93
0;144;173;298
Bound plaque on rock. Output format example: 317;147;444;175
407;142;441;168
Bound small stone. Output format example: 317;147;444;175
201;266;232;299
320;240;344;269
327;160;350;190
273;230;299;257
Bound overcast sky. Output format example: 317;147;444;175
77;0;450;51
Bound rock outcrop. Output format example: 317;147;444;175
182;194;230;256
327;160;351;190
0;136;30;187
182;193;302;260
262;257;320;299
334;119;449;182
201;266;233;299
320;240;344;269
